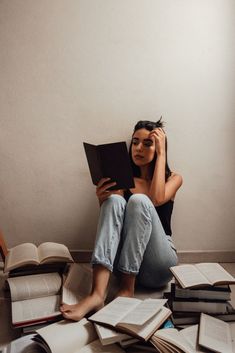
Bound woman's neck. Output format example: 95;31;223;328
140;165;152;180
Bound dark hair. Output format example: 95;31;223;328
129;118;172;180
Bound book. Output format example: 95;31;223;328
171;309;235;326
199;313;235;353
33;318;125;353
150;324;201;353
7;272;63;327
170;263;235;289
88;296;171;341
1;334;42;353
62;263;92;305
172;282;231;301
94;323;134;346
4;241;74;273
170;298;230;314
83;141;135;190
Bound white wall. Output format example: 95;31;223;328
0;0;234;251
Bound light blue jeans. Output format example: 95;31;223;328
91;194;178;288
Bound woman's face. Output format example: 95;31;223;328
131;128;156;167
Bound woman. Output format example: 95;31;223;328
60;119;183;321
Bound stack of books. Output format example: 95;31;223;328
165;262;235;327
4;240;74;329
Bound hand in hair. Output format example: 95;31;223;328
149;128;166;155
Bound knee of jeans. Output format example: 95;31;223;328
127;194;152;212
103;194;126;211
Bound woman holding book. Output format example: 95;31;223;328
61;119;183;321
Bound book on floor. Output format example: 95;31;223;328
171;282;231;301
88;296;171;341
199;313;235;353
33;318;125;353
94;323;135;346
170;263;235;289
4;241;74;273
7;272;63;327
1;334;42;353
83;141;135;190
62;263;92;305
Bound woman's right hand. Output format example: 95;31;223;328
96;178;118;206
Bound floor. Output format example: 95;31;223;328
0;262;234;348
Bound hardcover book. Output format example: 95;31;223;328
83;141;135;190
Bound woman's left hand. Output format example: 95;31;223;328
149;128;166;155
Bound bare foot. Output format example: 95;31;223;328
60;293;104;321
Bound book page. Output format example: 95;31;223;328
229;322;235;352
4;334;43;353
89;297;141;327
180;325;207;353
38;242;73;264
12;295;61;325
94;324;131;345
123;306;171;341
196;263;235;285
78;339;125;353
170;265;211;288
5;243;39;272
199;313;233;353
62;263;92;305
119;299;167;326
151;328;196;353
36;318;98;353
7;273;62;301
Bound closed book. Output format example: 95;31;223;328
171;282;231;301
171;298;229;314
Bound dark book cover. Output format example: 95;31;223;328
83;141;135;190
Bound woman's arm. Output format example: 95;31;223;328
148;128;183;206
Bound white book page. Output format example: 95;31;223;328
5;334;42;353
125;306;171;340
7;273;62;301
89;297;141;327
180;325;206;353
199;313;233;353
12;295;61;324
94;324;131;345
5;243;39;272
62;263;92;305
170;265;210;288
78;340;125;353
196;263;235;284
36;318;97;353
119;299;167;326
229;322;235;352
38;242;73;263
153;328;196;353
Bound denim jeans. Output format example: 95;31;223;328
91;194;178;288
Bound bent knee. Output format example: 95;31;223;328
127;194;153;210
102;194;126;209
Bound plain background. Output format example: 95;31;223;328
0;0;234;252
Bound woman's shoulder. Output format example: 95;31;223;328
168;172;183;186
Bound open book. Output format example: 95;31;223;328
199;313;235;353
4;241;74;273
33;318;125;353
150;325;205;353
83;141;135;190
7;272;62;327
88;296;171;341
170;263;235;288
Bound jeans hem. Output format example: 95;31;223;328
91;260;113;272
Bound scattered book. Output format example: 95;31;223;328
62;263;92;305
88;296;171;341
7;272;62;327
33;318;125;353
83;141;135;190
4;241;74;273
199;313;235;353
150;324;200;353
94;323;134;346
170;263;235;289
170;297;230;314
1;334;41;353
171;282;231;301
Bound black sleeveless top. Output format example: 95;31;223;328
124;189;174;236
